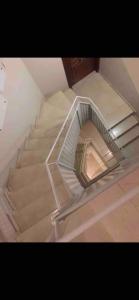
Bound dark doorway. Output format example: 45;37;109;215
62;58;99;87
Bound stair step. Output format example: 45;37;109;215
36;91;71;129
37;114;65;129
7;177;54;210
104;174;114;180
30;124;61;139
110;169;124;176
63;177;80;184
8;163;47;191
60;174;77;180
103;151;114;163
17;149;50;168
16;214;53;242
115;125;139;148
45;91;71;112
8;167;63;210
14;193;56;232
25;137;54;150
64;89;77;103
110;114;138;139
59;168;76;175
106;157;117;168
122;138;139;158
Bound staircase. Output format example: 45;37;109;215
2;72;139;242
5;89;77;242
109;113;139;149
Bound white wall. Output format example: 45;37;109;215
0;230;5;242
0;58;44;183
122;58;139;93
22;58;68;96
100;58;139;116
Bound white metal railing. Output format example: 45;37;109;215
45;96;125;218
43;94;135;243
58;101;123;172
57;104;81;169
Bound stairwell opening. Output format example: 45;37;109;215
74;120;120;188
83;144;108;180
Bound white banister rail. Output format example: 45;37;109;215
45;95;124;216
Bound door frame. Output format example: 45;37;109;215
62;58;100;88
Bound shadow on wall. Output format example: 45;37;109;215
0;229;5;242
100;58;139;116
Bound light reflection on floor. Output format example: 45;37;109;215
84;144;108;180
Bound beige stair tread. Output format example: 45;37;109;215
37;114;65;129
25;136;55;150
8;169;63;209
110;115;138;138
30;124;61;139
122;138;139;158
17;149;49;168
45;91;71;112
14;193;56;232
115;125;139;148
38;91;71;127
8;163;48;191
17;214;53;242
8;177;53;210
105;105;133;129
64;89;77;103
39;103;66;120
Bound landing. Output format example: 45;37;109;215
73;71;133;129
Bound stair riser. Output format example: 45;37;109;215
16;151;49;168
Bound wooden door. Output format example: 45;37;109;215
62;58;99;87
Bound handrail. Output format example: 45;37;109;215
45;95;126;226
57;98;114;170
46;95;117;167
57;102;80;165
79;97;109;130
